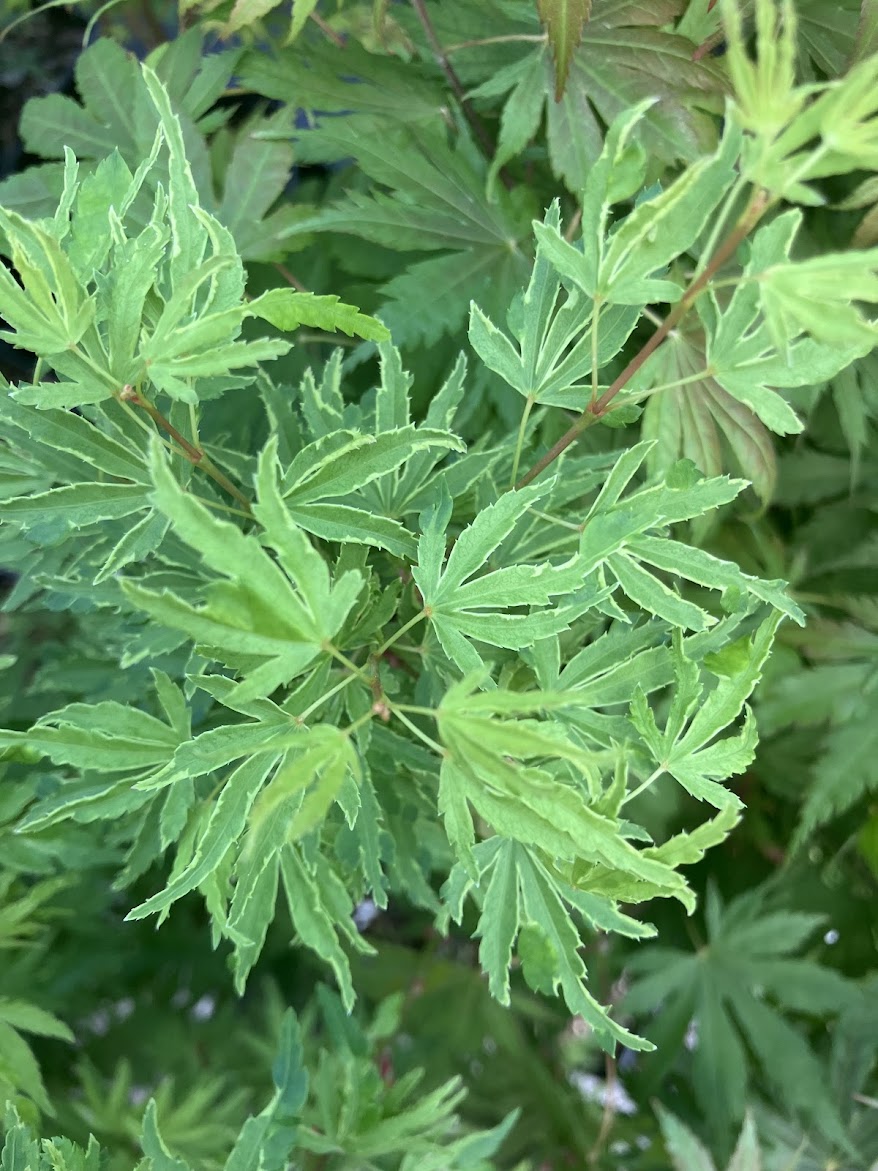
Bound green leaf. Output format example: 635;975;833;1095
286;0;320;42
141;1100;192;1171
249;725;359;843
597;120;739;304
443;837;652;1051
437;679;688;900
638;328;778;503
282;428;463;507
2;484;150;531
275;124;533;346
215;120;301;262
250;289;390;343
223;0;287;36
628;536;805;625
0;1001;74;1044
0;395;149;486
468;203;639;406
656;1105;716;1171
10;700;181;774
760;248;878;350
128;754;277;920
472;3;723;190
122;440;363;702
727;1115;761;1171
279;847;373;1010
0;1021;53;1114
237;36;446;132
625;883;856;1139
414;480;596;673
437;759;476;878
631;616;782;809
537;0;592;101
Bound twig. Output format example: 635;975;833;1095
409;0;514;190
514;188;770;489
587;1054;618;1164
119;385;253;513
309;8;345;47
273;263;307;292
564;207;582;242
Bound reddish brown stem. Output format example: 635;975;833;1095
120;386;202;462
514;189;770;490
309;9;346;47
119;385;253;513
273;263;307;292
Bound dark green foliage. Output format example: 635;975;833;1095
0;1;876;1168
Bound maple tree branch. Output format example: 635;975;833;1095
409;0;514;190
514;188;770;490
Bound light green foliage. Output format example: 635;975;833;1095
0;82;802;1038
0;3;876;1169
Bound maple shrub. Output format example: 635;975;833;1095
0;0;876;1168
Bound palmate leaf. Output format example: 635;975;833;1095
760;248;878;351
212;114;306;263
677;0;862;81
0;386;158;558
656;1106;762;1171
307;343;490;536
636;326;778;504
126;724;360;929
413;480;598;676
574;445;804;630
627;214;876;482
755;979;878;1169
122;440;363;703
623;884;860;1146
2;66;291;411
469;202;640;409
470;121;739;409
14;32;236;172
221;0;288;36
0;999;74;1117
757;640;878;845
0;699;184;778
223;773;376;1000
1;34;302;265
112;692;369;997
629;614;782;809
277;124;535;347
436;679;690;901
440;836;655;1052
470;0;724;194
238;35;448;136
277;414;463;558
530;115;739;306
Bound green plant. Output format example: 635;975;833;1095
0;1;875;1167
